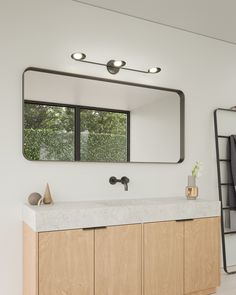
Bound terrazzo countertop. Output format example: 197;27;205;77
23;197;221;232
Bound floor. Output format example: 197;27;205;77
216;271;236;294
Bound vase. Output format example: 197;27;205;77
185;175;198;200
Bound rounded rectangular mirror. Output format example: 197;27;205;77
23;68;184;163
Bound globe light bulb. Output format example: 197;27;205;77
71;52;86;61
148;67;161;73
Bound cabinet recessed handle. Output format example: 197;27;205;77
83;226;107;230
176;218;194;222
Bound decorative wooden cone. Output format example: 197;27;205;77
43;183;53;204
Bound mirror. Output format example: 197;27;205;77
23;68;184;163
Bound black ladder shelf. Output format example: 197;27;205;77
214;108;236;274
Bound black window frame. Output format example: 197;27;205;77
24;100;130;162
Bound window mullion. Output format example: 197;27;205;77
75;106;81;161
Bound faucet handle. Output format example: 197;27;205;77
121;176;129;184
109;176;118;185
121;176;129;191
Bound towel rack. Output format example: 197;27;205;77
214;107;236;274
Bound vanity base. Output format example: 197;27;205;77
186;287;216;295
23;206;220;295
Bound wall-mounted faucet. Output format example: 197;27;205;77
109;176;130;191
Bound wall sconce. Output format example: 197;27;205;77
71;52;161;75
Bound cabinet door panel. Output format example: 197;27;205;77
39;229;94;295
184;217;220;294
143;221;184;295
95;224;142;295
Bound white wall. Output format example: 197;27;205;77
1;0;236;293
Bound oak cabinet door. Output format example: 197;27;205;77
143;221;184;295
38;229;94;295
184;217;220;294
95;224;142;295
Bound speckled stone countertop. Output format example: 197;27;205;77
23;197;221;232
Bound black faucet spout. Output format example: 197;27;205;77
121;176;129;191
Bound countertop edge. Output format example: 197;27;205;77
23;199;221;233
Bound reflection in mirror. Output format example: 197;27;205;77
23;68;184;163
24;103;75;161
79;108;129;162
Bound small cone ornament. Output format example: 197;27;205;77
43;183;53;205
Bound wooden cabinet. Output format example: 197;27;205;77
95;224;142;295
38;229;94;295
23;224;94;295
24;223;141;295
184;218;220;295
24;217;220;295
143;221;184;295
23;223;38;295
143;217;220;295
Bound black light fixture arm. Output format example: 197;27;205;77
71;52;161;75
76;59;151;73
78;59;107;67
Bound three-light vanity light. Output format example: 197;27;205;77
71;52;161;75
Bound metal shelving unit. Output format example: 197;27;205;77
214;108;236;274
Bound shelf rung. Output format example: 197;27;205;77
218;135;230;138
219;159;230;162
226;270;236;274
223;207;236;210
220;183;234;186
224;230;236;235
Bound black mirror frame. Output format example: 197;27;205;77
22;67;185;164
